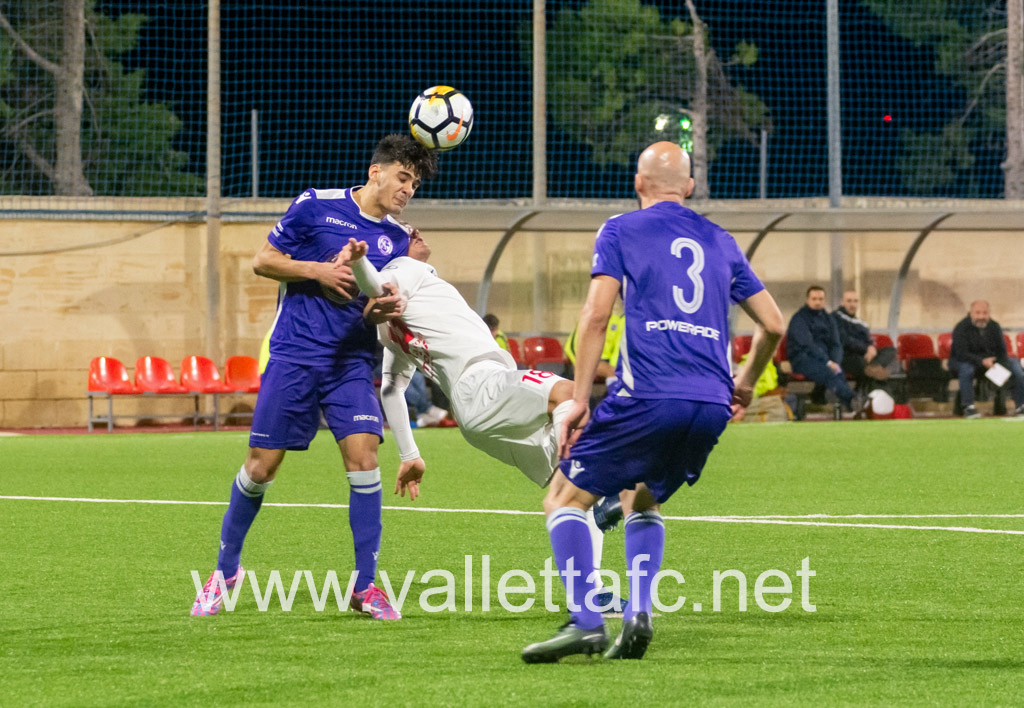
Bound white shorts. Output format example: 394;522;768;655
450;361;565;487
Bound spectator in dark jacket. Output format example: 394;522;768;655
832;290;897;385
786;285;856;410
949;300;1024;418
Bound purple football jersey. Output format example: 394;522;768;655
267;188;409;366
592;201;764;405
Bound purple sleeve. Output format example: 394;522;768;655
727;236;764;304
591;220;624;281
268;191;314;257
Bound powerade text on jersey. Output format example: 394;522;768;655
267;188;409;366
592;201;764;405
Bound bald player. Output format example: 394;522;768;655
521;142;784;663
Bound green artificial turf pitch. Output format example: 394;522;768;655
2;419;1024;706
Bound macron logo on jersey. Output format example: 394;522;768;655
568;460;585;480
353;414;380;423
645;320;721;339
295;191;312;204
326;216;356;229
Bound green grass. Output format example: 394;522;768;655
3;420;1024;706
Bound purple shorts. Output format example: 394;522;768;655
249;357;383;450
559;396;731;503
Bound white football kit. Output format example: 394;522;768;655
353;256;565;486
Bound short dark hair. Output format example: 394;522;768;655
806;285;825;297
483;314;499;329
371;134;439;181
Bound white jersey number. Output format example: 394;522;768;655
670;237;704;314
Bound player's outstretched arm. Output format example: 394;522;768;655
343;238;406;323
253;240;357;299
734;289;785;412
379;349;425;499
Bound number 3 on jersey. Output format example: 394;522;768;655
671;237;704;314
522;370;554;385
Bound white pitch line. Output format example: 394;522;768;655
703;513;1024;519
669;516;1024;536
2;496;1024;535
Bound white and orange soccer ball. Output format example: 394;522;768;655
408;86;474;151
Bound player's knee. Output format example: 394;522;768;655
631;485;659;513
344;451;379;472
339;434;380;471
543;473;566;515
245;448;283;483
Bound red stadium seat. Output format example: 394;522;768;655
128;356;200;430
897;334;948;402
88;356;140;395
773;335;816;420
732;335;752;364
506;338;523;366
87;356;142;432
181;356;234;431
1018;333;1024;358
937;332;953;360
135;356;189;393
896;333;937;361
225;355;261;393
522;336;567;371
1004;334;1013;355
871;333;894;350
181;356;234;394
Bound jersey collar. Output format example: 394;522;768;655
348;186;384;223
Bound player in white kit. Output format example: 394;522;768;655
344;234;625;609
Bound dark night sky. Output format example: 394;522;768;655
95;0;990;200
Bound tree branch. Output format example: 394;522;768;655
12;132;56;182
83;17;104;143
1;108;53;136
959;61;1006;125
970;28;1007;53
0;10;61;76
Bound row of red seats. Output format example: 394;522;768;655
87;355;261;432
507;336;567;369
89;355;261;395
732;332;1024;365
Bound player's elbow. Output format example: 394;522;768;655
763;313;785;341
753;295;786;340
252;252;269;277
579;304;611;334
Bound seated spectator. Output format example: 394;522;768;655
483;313;510;352
832;290;897;385
786;285;856;411
949;300;1024;418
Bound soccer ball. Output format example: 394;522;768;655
408;86;474;151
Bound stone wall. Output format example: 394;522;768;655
2;214;1021;428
